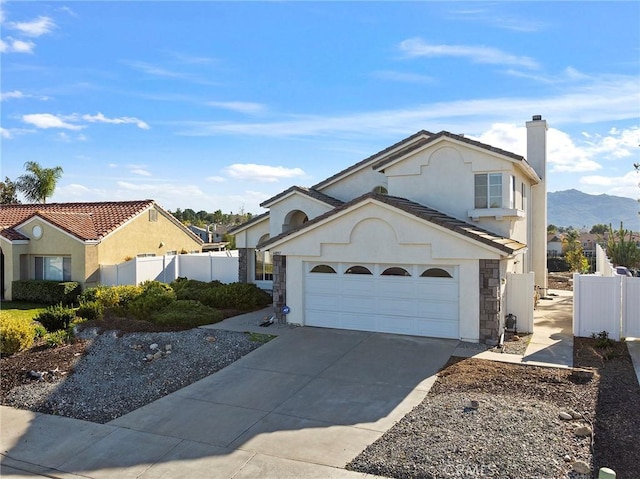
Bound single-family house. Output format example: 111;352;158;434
231;116;549;344
0;200;202;300
547;234;563;258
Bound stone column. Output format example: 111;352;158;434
479;259;501;345
272;253;287;322
238;248;249;283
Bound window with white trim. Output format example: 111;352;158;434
35;256;71;281
474;173;502;208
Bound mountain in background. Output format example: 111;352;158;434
548;189;639;231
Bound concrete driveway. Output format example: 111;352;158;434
1;321;457;478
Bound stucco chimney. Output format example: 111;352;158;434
526;115;548;291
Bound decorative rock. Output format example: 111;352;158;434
512;335;520;341
568;409;582;419
165;344;172;351
153;351;162;360
574;425;593;437
146;354;154;361
573;460;591;474
165;350;171;354
563;455;572;462
150;343;159;350
28;370;45;381
559;412;573;420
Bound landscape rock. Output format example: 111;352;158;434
559;411;573;420
572;460;591;474
149;343;159;350
568;408;582;419
574;425;592;437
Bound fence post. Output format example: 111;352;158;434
572;273;580;337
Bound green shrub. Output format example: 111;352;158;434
80;285;142;310
12;280;82;305
44;330;70;348
0;317;36;355
171;278;222;302
33;322;47;339
127;281;176;320
76;301;104;321
201;283;272;310
34;303;76;332
150;300;224;328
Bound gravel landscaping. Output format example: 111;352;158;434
1;328;266;424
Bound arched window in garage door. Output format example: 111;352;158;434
420;267;452;278
345;265;372;275
381;267;411;276
310;264;337;273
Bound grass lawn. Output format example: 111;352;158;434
0;302;48;323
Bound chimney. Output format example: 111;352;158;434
526;115;548;291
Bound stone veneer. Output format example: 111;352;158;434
238;248;249;283
479;259;501;345
272;253;287;322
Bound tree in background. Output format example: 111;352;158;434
547;224;558;234
16;161;63;203
606;222;640;268
562;228;589;273
589;224;608;235
0;177;21;204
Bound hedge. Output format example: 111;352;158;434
11;280;82;305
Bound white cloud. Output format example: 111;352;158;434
22;113;84;130
399;38;539;69
9;16;56;37
82;112;150;129
206;176;227;183
176;74;639;139
127;164;152;176
0;127;35;139
207;101;266;114
1;90;25;101
223;164;306;183
580;170;640;199
0;37;36;53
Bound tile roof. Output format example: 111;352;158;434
373;131;524;171
0;200;157;241
311;129;433;190
259;193;526;255
260;186;344;208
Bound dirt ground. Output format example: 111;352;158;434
548;272;574;291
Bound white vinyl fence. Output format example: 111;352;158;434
100;251;239;286
573;245;640;340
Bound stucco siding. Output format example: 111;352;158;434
268;194;333;239
317;167;387;202
98;208;201;265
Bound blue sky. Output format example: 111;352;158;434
1;1;639;214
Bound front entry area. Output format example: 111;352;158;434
304;262;459;339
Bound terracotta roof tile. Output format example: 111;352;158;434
259;193;526;255
0;200;156;241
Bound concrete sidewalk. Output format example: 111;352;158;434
2;312;457;479
454;288;574;368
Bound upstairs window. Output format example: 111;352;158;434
475;173;502;209
372;185;388;195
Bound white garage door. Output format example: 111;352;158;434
304;263;459;339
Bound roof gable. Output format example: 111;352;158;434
260;186;344;209
312;130;433;191
259;193;526;255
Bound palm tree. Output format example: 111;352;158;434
16;161;63;203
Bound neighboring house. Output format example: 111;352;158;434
0;200;203;300
188;224;229;251
547;234;563;258
231;116;549;344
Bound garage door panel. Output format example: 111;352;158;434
305;263;459;339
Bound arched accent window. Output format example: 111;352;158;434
345;265;372;275
310;264;337;273
372;185;388;195
420;268;452;278
381;267;411;277
283;210;309;232
255;234;273;281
